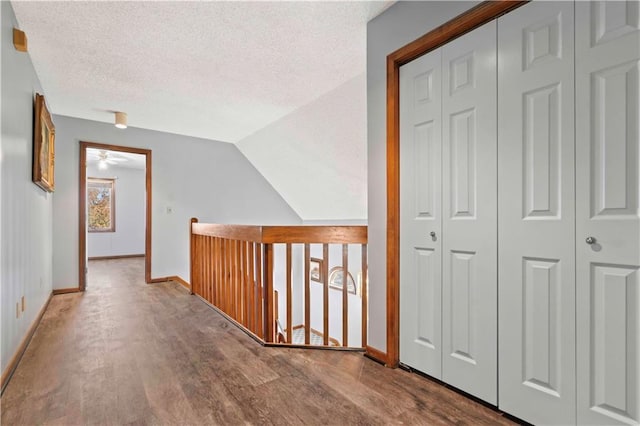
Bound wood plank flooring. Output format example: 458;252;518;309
1;258;516;425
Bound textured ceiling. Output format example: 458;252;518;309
11;0;392;143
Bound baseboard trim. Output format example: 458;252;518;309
1;292;53;394
88;254;145;261
149;277;168;283
365;345;389;366
52;287;81;295
167;275;190;290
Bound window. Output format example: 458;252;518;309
87;178;115;232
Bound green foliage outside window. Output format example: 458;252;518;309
88;178;115;232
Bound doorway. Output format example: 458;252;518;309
79;141;152;290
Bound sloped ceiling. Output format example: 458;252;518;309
11;0;392;220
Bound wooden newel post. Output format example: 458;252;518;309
190;217;198;295
263;243;274;343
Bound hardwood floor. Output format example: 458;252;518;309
1;258;516;425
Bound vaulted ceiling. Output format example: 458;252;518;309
12;0;392;220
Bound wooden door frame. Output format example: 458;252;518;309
79;141;153;290
383;0;528;367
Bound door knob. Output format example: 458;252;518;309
430;231;436;238
585;236;596;245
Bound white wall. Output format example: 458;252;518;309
52;115;301;289
366;1;480;353
1;1;53;377
86;164;145;258
237;74;367;221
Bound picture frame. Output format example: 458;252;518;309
309;257;323;283
33;93;55;192
328;267;356;295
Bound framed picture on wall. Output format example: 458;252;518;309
32;93;55;192
328;267;356;295
309;257;323;282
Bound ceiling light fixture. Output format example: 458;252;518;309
98;159;108;170
115;111;127;129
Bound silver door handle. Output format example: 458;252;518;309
430;231;436;238
586;236;596;245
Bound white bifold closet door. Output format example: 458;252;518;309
400;47;443;379
441;21;497;405
497;2;576;425
400;21;497;404
575;1;640;425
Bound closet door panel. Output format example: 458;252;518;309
497;2;576;424
576;2;640;424
399;49;443;378
441;20;497;404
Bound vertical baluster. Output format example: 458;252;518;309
244;241;250;329
213;237;218;307
235;239;241;323
323;243;329;346
206;236;211;303
229;239;233;315
231;239;237;319
264;243;274;343
209;236;214;304
256;243;263;339
286;243;292;344
342;243;349;347
304;243;311;345
198;235;203;296
222;238;228;313
274;289;280;342
361;243;368;348
189;218;197;295
248;242;255;335
240;240;247;326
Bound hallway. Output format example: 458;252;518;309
1;258;514;425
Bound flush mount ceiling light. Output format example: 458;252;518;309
114;111;127;129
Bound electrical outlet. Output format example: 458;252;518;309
21;296;25;312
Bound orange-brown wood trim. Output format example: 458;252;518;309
1;292;52;394
286;243;292;344
167;275;190;290
364;345;388;366
342;244;349;347
149;277;169;283
79;141;153;290
304;243;311;345
192;223;264;242
385;0;528;368
263;244;274;342
190;218;198;295
88;254;144;260
261;226;367;244
52;287;82;295
361;244;368;348
322;243;329;346
13;28;27;52
191;224;368;245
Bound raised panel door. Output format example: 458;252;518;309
576;2;640;424
497;2;576;424
441;20;498;405
399;49;443;378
